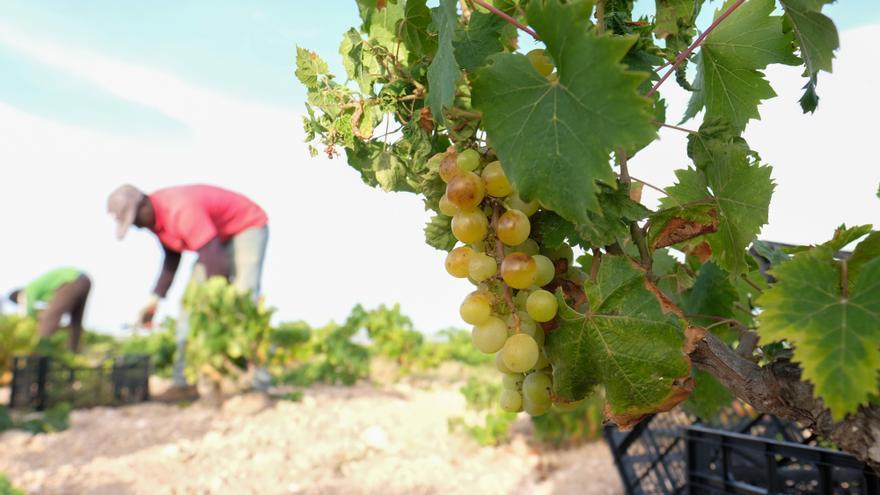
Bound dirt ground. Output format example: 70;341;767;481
0;373;623;495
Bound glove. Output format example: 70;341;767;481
137;294;161;328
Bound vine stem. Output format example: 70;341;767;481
647;0;746;97
617;148;653;272
589;248;602;282
655;121;698;134
492;202;521;333
470;0;539;40
595;0;605;34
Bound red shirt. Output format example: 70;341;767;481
149;185;268;252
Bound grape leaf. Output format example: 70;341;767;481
546;256;692;427
295;47;330;89
662;127;774;274
424;214;457;251
531;211;577;250
356;0;407;54
682;261;738;328
340;29;382;94
648;203;718;250
780;0;839;113
453;12;505;72
472;0;655;224
399;0;435;58
427;0;460;124
575;185;651;247
849;232;880;279
822;224;872;252
346;141;416;192
683;0;798;132
654;0;702;52
683;369;733;420
757;249;880;420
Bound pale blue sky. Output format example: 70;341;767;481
1;2;878;333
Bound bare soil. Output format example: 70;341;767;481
0;374;622;495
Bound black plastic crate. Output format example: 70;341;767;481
686;425;880;495
605;411;814;495
8;355;151;411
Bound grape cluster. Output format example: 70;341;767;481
437;142;583;416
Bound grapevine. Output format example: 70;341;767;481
297;0;880;467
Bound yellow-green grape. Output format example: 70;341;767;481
502;333;539;372
527;289;558;322
439;153;462;183
527;48;554;77
509;238;540;256
501;252;538;289
460;291;492;325
532;350;550;370
500;388;523;413
506;311;541;344
446;171;486;210
495;352;513;373
507;193;540;216
456;148;481;172
532;254;556;287
523;372;552;404
439;193;460;216
496;209;531;246
481;161;513;197
502;372;524;390
552;399;583;412
445;246;474;278
452;210;488;243
468;252;497;282
472;316;508;353
523;394;551;416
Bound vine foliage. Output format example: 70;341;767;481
297;0;880;464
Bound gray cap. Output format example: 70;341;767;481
107;184;145;240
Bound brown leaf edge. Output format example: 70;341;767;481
651;209;718;250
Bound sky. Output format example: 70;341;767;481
0;1;878;335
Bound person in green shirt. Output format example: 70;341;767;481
7;268;92;352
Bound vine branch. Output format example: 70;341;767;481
647;0;746;97
470;0;539;40
617;148;652;272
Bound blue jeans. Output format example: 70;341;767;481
172;226;269;386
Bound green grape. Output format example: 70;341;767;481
509;238;540;256
495;352;513;373
472;316;508;353
502;372;524;390
496;209;531;246
439;193;460;216
526;289;558;322
456;148;481;172
513;289;530;310
502;333;539;372
439;153;462;183
523;394;551;416
452;210;488;243
532;350;550;370
523;372;552;405
460;291;492;325
546;243;574;265
526;48;554;77
468;252;498;282
507;193;539;216
445;246;474;278
505;311;540;343
446;171;486;210
481;161;513;197
533;255;556;287
501;252;538;289
500;388;523;413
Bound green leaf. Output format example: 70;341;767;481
399;0;436;58
822;224;872;252
663;126;775;274
427;0;460;124
424;214;457;251
531;211;577;250
546;256;692;426
453;12;506;72
356;0;407;53
849;232;880;279
472;0;655;224
780;0;839;113
684;0;799;132
295;47;330;89
654;0;702;52
751;240;790;267
682;261;738;328
683;369;733;420
575;185;650;247
757;250;880;420
345;141;416;192
339;29;382;94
